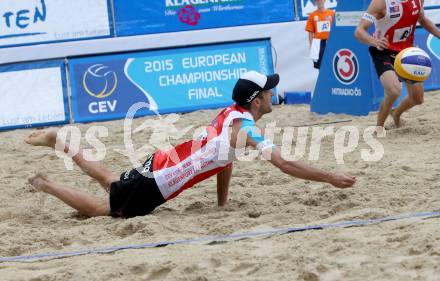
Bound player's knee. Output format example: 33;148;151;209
101;176;118;191
85;201;110;217
385;84;401;99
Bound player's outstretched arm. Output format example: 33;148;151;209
232;120;356;189
267;148;356;189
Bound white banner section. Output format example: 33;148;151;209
425;9;440;24
0;67;66;128
424;0;440;7
0;0;110;47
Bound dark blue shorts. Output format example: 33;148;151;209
369;47;398;78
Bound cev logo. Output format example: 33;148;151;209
333;49;359;85
82;64;118;98
301;0;338;17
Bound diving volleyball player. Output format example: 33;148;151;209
26;71;356;218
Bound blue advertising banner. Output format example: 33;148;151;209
0;60;69;131
0;0;113;48
414;28;440;91
114;0;294;36
68;39;275;123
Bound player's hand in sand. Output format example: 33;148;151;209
25;129;58;148
328;172;356;188
28;173;50;192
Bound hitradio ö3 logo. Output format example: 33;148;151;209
333;49;359;85
83;64;118;98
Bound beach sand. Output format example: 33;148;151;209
1;91;439;281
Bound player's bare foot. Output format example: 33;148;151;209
373;126;386;137
28;173;50;192
25;129;57;148
390;109;401;128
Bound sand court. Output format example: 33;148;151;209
1;91;440;281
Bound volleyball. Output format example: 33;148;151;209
394;47;432;82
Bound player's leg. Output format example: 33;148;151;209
391;82;424;126
25;129;119;191
29;174;110;217
377;70;401;127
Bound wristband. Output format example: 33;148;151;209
362;12;376;23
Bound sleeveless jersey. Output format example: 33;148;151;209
375;0;421;52
151;105;254;200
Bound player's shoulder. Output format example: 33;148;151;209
369;0;386;10
231;117;253;126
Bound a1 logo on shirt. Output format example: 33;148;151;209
317;20;331;32
393;26;413;43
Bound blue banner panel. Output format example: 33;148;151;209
114;0;294;36
0;0;113;48
0;60;69;131
68;40;275;123
414;28;440;91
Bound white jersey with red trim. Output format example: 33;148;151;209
375;0;421;52
151;105;253;200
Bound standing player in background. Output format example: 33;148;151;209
305;0;335;69
355;0;440;128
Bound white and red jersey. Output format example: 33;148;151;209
375;0;421;52
151;105;253;200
